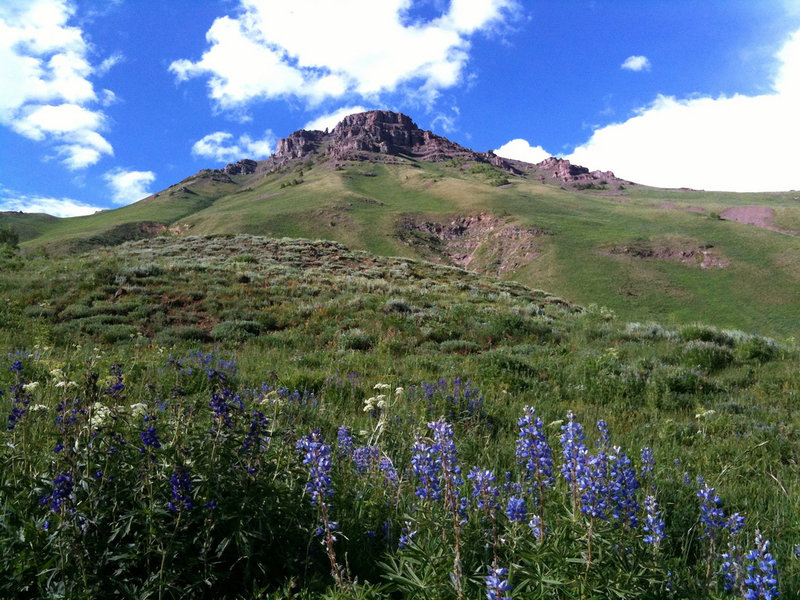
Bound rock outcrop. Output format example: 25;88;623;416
223;159;258;175
534;157;617;185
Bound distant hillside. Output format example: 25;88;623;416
3;110;799;337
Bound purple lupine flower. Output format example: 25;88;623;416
296;430;333;507
697;480;725;541
468;467;500;511
721;542;745;593
398;521;418;549
642;495;665;546
485;566;512;600
596;419;610;448
608;446;640;527
10;360;23;372
505;496;527;522
579;449;609;520
560;411;588;486
41;472;73;512
209;388;241;430
353;445;380;473
337;426;354;457
726;513;746;536
428;418;463;514
411;437;441;500
380;456;399;488
139;424;161;451
744;531;779;600
104;364;125;399
516;406;555;489
242;411;270;453
528;515;543;540
168;468;194;512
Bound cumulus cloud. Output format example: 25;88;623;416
0;0;115;169
0;190;103;217
621;55;651;72
103;168;156;205
303;106;370;132
170;0;518;109
494;138;551;164
192;130;275;163
567;29;800;192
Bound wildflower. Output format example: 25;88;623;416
640;447;655;480
140;425;161;451
168;468;194;512
104;364;125;400
528;515;543;540
744;531;779;600
726;513;746;536
596;419;610;448
380;456;399;488
373;383;391;391
642;495;665;547
129;403;147;417
352;445;379;473
560;411;588;488
10;360;22;372
579;449;609;520
296;431;333;507
608;446;640;527
468;467;500;511
41;472;73;512
398;521;418;549
516;406;555;489
485;566;512;600
505;496;527;522
428;418;463;509
242;411;270;458
89;402;113;429
29;404;48;412
412;438;441;500
22;381;39;392
336;426;354;457
697;480;725;541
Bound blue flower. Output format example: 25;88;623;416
744;531;779;600
41;472;73;512
411;437;441;500
697;480;725;541
352;445;379;473
336;426;354;457
505;496;527;522
485;566;512;600
168;468;194;512
560;411;588;486
516;406;554;490
642;495;665;546
296;430;333;507
140;425;161;451
468;467;500;511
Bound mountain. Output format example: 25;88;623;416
3;110;799;337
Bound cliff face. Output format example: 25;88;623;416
265;110;515;169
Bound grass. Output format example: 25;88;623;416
0;235;798;598
5;155;799;337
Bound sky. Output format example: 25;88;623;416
1;0;800;217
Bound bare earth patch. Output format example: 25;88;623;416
720;206;798;235
399;212;547;274
603;242;729;269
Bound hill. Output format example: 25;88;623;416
0;235;797;598
3;110;800;337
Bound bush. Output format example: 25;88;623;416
438;339;479;354
211;320;263;342
59;303;92;320
736;336;778;363
681;341;734;372
156;325;212;346
339;328;374;351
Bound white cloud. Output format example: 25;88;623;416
567;29;800;192
494;138;551;164
0;0;115;169
103;168;156;205
0;192;103;217
192;130;275;163
170;0;518;109
621;55;651;72
303;106;370;132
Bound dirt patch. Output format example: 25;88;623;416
603;242;729;269
398;213;547;275
720;206;798;235
660;202;705;213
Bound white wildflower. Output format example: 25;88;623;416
22;381;39;392
29;404;49;412
395;387;404;397
363;396;377;412
373;383;391;390
129;403;148;417
90;402;113;428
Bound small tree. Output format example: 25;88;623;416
0;225;19;253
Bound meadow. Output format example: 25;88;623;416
0;235;797;598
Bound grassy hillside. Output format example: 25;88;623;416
5;156;800;338
0;236;797;598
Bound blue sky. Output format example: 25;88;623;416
2;0;800;217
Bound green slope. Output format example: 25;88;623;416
7;155;800;337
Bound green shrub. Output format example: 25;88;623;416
736;336;778;363
59;303;92;320
339;328;374;351
156;325;212;346
438;339;479;354
211;320;263;342
681;341;734;372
